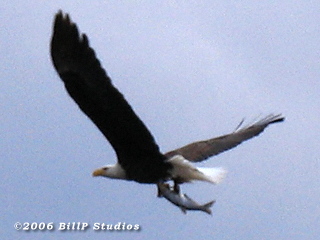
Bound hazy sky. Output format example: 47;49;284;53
1;1;319;239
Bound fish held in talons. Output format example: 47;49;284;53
157;183;215;215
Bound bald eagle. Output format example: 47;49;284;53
50;11;284;190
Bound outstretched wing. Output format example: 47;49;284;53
165;114;284;162
50;11;167;180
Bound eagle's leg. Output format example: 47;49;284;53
156;182;164;198
173;180;180;194
156;180;180;197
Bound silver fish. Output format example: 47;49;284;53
157;183;215;215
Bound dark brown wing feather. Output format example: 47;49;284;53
50;11;170;183
165;114;284;162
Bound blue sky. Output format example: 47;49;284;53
1;1;319;239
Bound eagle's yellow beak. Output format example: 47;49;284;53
92;168;105;177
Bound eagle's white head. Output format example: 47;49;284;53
92;163;126;180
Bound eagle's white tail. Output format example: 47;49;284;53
196;167;227;184
168;155;227;184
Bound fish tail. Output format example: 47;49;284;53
202;200;215;215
